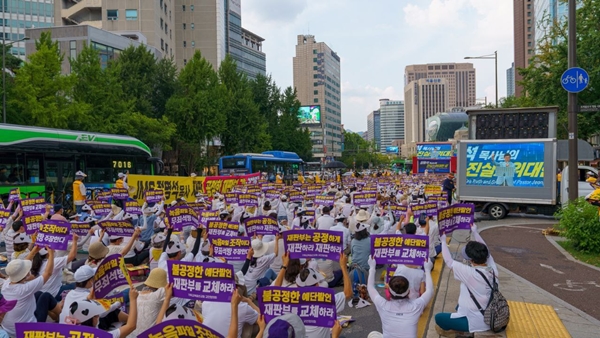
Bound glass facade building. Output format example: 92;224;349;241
226;1;265;80
1;0;54;58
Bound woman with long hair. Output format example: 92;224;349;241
30;234;79;301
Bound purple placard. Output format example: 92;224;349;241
0;209;9;227
99;219;135;237
166;205;199;231
211;235;251;261
36;220;71;250
283;230;343;260
306;185;323;196
105;291;127;313
145;189;164;203
385;267;396;283
123;200;142;215
314;195;335;206
23;214;44;235
138;319;224;338
428;195;447;202
371;234;429;265
353;192;377;207
93;254;131;299
167;261;235;302
96;190;112;201
264;189;280;199
91;202;112;216
244;216;279;236
238;193;259;207
303;209;316;223
288;191;304;203
111;188;129;200
411;202;438;217
224;192;239;204
187;202;207;213
207;220;239;237
261;184;275;192
71;221;92;236
199;210;220;226
20;197;46;216
258;286;337;328
437;203;475;236
8;188;20;202
389;204;408;218
16;322;112;338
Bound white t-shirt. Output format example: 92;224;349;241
451;263;497;332
244;253;276;295
428;220;441;257
202;301;259;338
393;265;425;300
372;287;428;337
316;259;340;283
11;249;29;261
40;256;69;297
60;287;90;323
316;214;335;230
130;288;166;338
305;292;346;338
330;223;351;251
1;276;45;336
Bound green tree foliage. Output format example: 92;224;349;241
113;45;158;118
555;197;600;253
274;87;313;160
2;44;24;72
519;0;600;139
341;131;389;169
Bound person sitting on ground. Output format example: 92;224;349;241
105;227;148;266
11;233;33;260
130;268;168;337
30;234;79;301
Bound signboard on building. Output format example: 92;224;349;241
298;105;321;125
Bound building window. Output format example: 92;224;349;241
107;9;118;20
314;98;318;103
314;90;318;95
183;23;186;29
313;74;318;79
165;43;168;53
527;19;531;24
160;18;163;28
165;23;168;34
314;82;319;86
183;41;187;47
528;27;531;32
161;39;164;51
313;58;318;62
184;59;187;65
125;9;138;20
527;4;531;9
191;5;194;11
164;4;167;15
191;41;195;47
182;5;185;11
69;40;76;67
313;66;317;70
191;23;194;29
528;41;532;47
527;34;531;39
313;49;317;54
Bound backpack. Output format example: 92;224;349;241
467;270;510;333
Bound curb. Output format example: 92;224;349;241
545;236;600;273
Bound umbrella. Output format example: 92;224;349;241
324;161;347;169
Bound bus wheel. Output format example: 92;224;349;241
488;203;507;220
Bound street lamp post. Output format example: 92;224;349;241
465;51;498;107
2;36;28;124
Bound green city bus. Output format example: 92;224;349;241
0;124;163;210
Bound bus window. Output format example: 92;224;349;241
86;156;113;183
0;152;25;185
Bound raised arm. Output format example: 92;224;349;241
418;260;434;304
367;256;381;303
67;234;79;262
273;252;289;287
120;228;141;257
339;253;352;300
227;289;242;338
118;288;138;338
155;284;173;325
470;224;498;274
440;234;454;269
41;248;55;283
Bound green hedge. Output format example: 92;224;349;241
555;198;600;254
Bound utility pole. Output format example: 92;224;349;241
567;0;578;201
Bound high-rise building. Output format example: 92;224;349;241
534;0;568;47
379;99;405;153
507;62;515;97
404;63;476;108
366;110;380;150
293;34;342;161
2;0;55;58
404;78;449;146
513;0;536;97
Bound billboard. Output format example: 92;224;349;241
417;159;450;173
298;105;321;125
416;143;453;159
385;146;399;154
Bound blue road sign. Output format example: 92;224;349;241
561;67;589;93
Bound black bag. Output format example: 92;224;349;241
467;270;510;333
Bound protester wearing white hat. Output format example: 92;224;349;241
11;232;32;260
59;265;98;323
116;172;129;190
106;227;147;266
73;170;88;214
242;237;279;296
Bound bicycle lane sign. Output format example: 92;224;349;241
561;67;589;93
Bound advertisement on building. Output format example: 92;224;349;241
416;159;451;173
385;146;399;154
298;105;321;125
416;142;453;159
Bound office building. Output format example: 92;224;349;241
403;78;449;151
507;62;515;97
378;99;404;153
534;0;568;47
513;0;536;97
2;0;55;58
366;110;380;150
225;0;266;79
404;63;476;108
293;34;342;161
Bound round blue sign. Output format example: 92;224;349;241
561;67;589;93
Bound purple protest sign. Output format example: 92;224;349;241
224;192;239;204
71;221;92;236
353;192;377;207
0;209;9;227
306;185;323;196
187;202;207;213
207;220;239;237
23;214;44;235
264;189;280;199
123;200;142;215
371;234;429;265
99;219;135;237
258;286;337;328
37;220;71;250
144;189;164;203
385;267;396;283
283;230;343;260
167;261;236;302
8;188;20;202
389;204;408;219
211;235;251;261
288;191;303;203
199;210;220;226
411;202;438;217
165;205;199;231
96;190;112;201
427;195;447;202
302;209;316;223
16;323;112;338
111;188;129;200
91;202;112;216
244;216;279;236
20;197;46;216
437;203;475;236
138;319;224;338
314;195;335;206
105;291;127;313
93;254;132;299
238;193;259;207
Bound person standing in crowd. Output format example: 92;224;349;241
115;172;129;190
73;171;87;214
316;206;335;230
442;173;455;204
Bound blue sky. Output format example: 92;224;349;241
242;0;514;132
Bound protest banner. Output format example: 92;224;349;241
93;254;132;299
99;220;135;237
437;203;475;235
0;209;9;228
130;175;198;203
16;323;112;338
211;235;251;261
303;209;316;223
224;192;239;204
427;195;447;202
144;189;164;203
111;188;129;200
306;185;323;196
165;205;199;231
96;190;112;201
168;261;235;302
238;193;259;207
411;202;438;217
244;216;279;236
123;200;142;215
20;197;46;216
283;230;343;260
385;267;396;283
362;186;378;192
288;190;303;203
199;210;220;226
91;202;112;216
352;192;377;207
371;234;429;265
389;204;408;219
187;202;206;213
36;220;71;250
264;189;280;199
314;195;335;206
23;213;44;234
71;221;92;237
258;286;337;328
207;220;239;237
202;173;260;197
138;319;224;338
424;185;443;196
8;188;19;202
247;186;261;194
261;184;275;192
105;291;127;313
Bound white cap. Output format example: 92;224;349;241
118;172;125;178
74;265;97;283
75;171;87;177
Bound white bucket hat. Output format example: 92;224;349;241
6;259;32;282
251;239;269;258
355;209;369;222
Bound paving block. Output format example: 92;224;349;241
506;301;570;338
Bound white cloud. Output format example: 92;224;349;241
403;0;468;28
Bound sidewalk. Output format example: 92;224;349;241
424;221;600;338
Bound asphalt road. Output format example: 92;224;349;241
481;224;600;321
